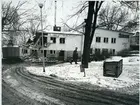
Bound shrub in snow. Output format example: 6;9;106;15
91;52;112;61
117;49;131;57
50;74;58;78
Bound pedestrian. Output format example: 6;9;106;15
70;47;78;64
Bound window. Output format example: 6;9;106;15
111;38;116;43
110;49;115;55
113;49;115;55
23;49;28;54
95;48;100;54
60;38;65;44
43;37;47;45
96;37;101;42
104;37;108;43
50;37;56;43
50;50;53;54
24;50;28;54
50;50;55;54
119;33;129;38
102;49;108;54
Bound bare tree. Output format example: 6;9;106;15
2;1;27;31
82;1;103;68
120;15;139;32
62;1;103;68
119;1;139;12
119;1;139;32
98;5;129;30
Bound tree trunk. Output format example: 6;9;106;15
82;1;94;68
2;17;5;31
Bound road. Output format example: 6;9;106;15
2;64;139;105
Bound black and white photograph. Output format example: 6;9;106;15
2;0;139;105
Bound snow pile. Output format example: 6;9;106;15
26;56;139;90
106;56;140;63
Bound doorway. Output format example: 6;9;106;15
59;50;65;61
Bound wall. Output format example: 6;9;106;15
31;29;131;60
43;33;83;60
91;29;130;54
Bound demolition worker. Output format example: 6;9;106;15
70;47;78;64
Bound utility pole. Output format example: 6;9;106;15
38;3;45;72
54;0;57;26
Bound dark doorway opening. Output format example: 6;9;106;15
59;50;65;61
44;50;47;57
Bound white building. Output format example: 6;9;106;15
29;31;83;61
91;28;133;55
28;28;133;61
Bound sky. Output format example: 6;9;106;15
2;0;85;30
2;0;138;31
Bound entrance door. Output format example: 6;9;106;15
59;50;65;61
44;50;46;57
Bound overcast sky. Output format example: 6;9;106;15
3;0;85;29
3;0;133;31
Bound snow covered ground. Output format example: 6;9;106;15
26;55;139;91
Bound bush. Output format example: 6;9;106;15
90;52;111;61
50;74;58;78
2;57;24;64
117;49;131;57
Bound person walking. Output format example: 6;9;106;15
70;47;78;64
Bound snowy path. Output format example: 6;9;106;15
2;55;139;105
3;65;139;105
26;56;139;95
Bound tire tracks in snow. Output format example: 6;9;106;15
15;67;138;105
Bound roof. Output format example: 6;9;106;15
37;31;82;36
97;28;134;35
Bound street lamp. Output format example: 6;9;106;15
38;3;45;72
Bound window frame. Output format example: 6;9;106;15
50;37;56;43
60;38;65;44
111;38;116;44
104;37;108;43
96;37;101;43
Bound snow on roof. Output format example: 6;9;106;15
97;28;134;35
37;31;82;36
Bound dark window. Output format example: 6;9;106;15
60;38;65;44
112;49;115;55
110;49;115;55
111;38;116;43
102;49;108;54
50;50;53;54
50;50;55;54
95;48;100;54
23;49;28;54
50;37;56;43
43;37;47;44
104;37;108;43
119;33;129;38
25;50;28;53
96;37;101;42
40;39;42;45
44;50;46;57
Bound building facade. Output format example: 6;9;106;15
91;28;133;55
28;28;133;61
29;31;83;61
130;32;139;50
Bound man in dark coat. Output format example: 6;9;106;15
70;47;78;64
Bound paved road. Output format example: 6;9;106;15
2;65;139;105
